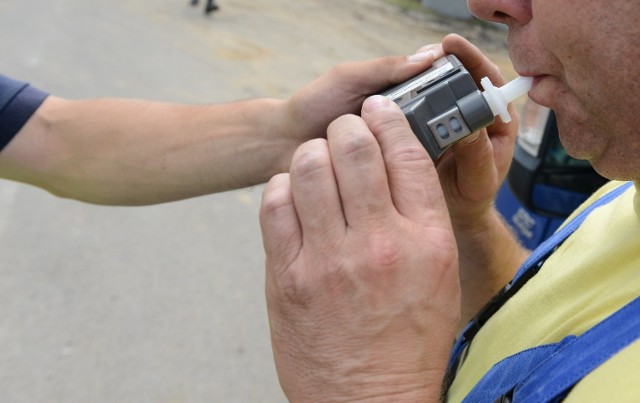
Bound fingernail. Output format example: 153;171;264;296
363;95;390;113
408;50;434;63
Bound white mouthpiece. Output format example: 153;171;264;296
481;76;533;123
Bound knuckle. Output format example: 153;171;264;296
274;260;350;308
329;116;379;159
367;107;408;132
274;268;314;308
261;174;292;216
387;142;430;167
290;140;330;180
261;187;290;217
336;129;377;158
367;230;403;270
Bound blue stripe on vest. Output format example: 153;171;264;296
463;296;640;402
449;182;634;375
447;181;637;402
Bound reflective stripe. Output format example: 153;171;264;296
462;296;640;402
446;181;634;395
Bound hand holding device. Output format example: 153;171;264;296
260;95;460;403
380;54;532;160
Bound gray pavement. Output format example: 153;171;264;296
0;1;508;402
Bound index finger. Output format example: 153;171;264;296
360;96;448;224
442;34;506;87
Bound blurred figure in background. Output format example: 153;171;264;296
191;0;219;15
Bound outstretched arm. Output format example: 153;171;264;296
0;50;440;205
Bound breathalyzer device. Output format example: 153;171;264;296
380;54;533;160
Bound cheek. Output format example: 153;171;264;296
531;0;604;68
555;114;599;160
556;91;640;180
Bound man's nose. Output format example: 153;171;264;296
466;0;532;26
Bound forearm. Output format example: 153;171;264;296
0;96;295;205
454;207;529;324
0;51;443;205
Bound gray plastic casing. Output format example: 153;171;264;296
380;54;495;160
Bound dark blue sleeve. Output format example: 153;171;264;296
0;74;50;152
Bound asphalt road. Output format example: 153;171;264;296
0;1;509;402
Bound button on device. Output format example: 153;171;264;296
450;117;463;133
428;107;472;151
436;124;449;139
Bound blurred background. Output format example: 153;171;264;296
0;1;510;402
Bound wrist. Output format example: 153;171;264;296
276;329;456;403
453;206;528;322
454;205;525;273
260;98;302;173
286;370;445;403
450;204;497;238
347;371;445;403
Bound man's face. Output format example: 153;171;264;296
468;0;640;180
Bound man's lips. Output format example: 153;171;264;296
523;74;553;108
